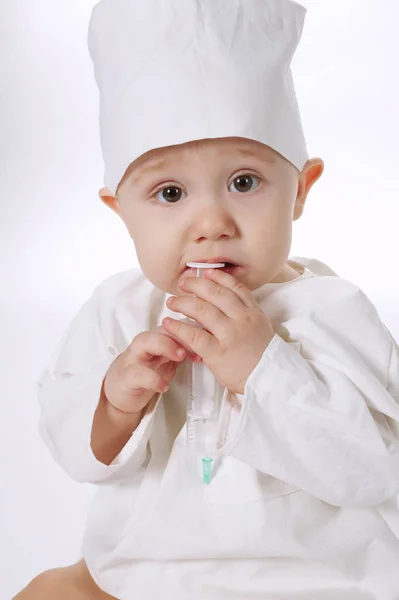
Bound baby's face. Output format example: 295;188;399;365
100;137;323;295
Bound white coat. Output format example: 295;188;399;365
37;258;399;599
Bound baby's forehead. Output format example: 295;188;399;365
125;137;280;182
143;137;277;162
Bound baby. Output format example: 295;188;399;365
15;1;399;599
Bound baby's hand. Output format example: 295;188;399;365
103;326;201;415
163;268;274;395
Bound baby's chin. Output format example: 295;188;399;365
142;272;184;296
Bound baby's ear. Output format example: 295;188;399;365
98;186;115;200
98;187;120;214
293;158;324;221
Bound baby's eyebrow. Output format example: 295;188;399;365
130;158;169;184
129;148;277;184
235;148;277;164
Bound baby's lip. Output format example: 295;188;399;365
181;260;228;276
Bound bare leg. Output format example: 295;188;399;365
13;559;118;599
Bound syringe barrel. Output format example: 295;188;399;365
184;262;225;455
186;414;218;457
188;360;221;418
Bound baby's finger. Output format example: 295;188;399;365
159;360;179;383
188;353;203;362
125;362;170;394
130;330;187;364
155;326;202;362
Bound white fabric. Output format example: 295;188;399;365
37;257;399;599
87;0;309;195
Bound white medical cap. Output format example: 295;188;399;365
88;0;309;196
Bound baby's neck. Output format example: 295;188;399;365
269;263;302;284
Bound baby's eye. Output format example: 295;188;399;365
154;186;186;204
153;174;261;204
229;174;261;193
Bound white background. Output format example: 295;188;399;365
1;0;398;596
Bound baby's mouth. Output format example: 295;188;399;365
218;264;241;274
182;262;241;276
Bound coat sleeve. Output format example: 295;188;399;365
216;286;399;508
37;284;163;484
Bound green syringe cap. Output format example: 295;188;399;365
202;457;214;485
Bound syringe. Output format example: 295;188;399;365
185;262;226;485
